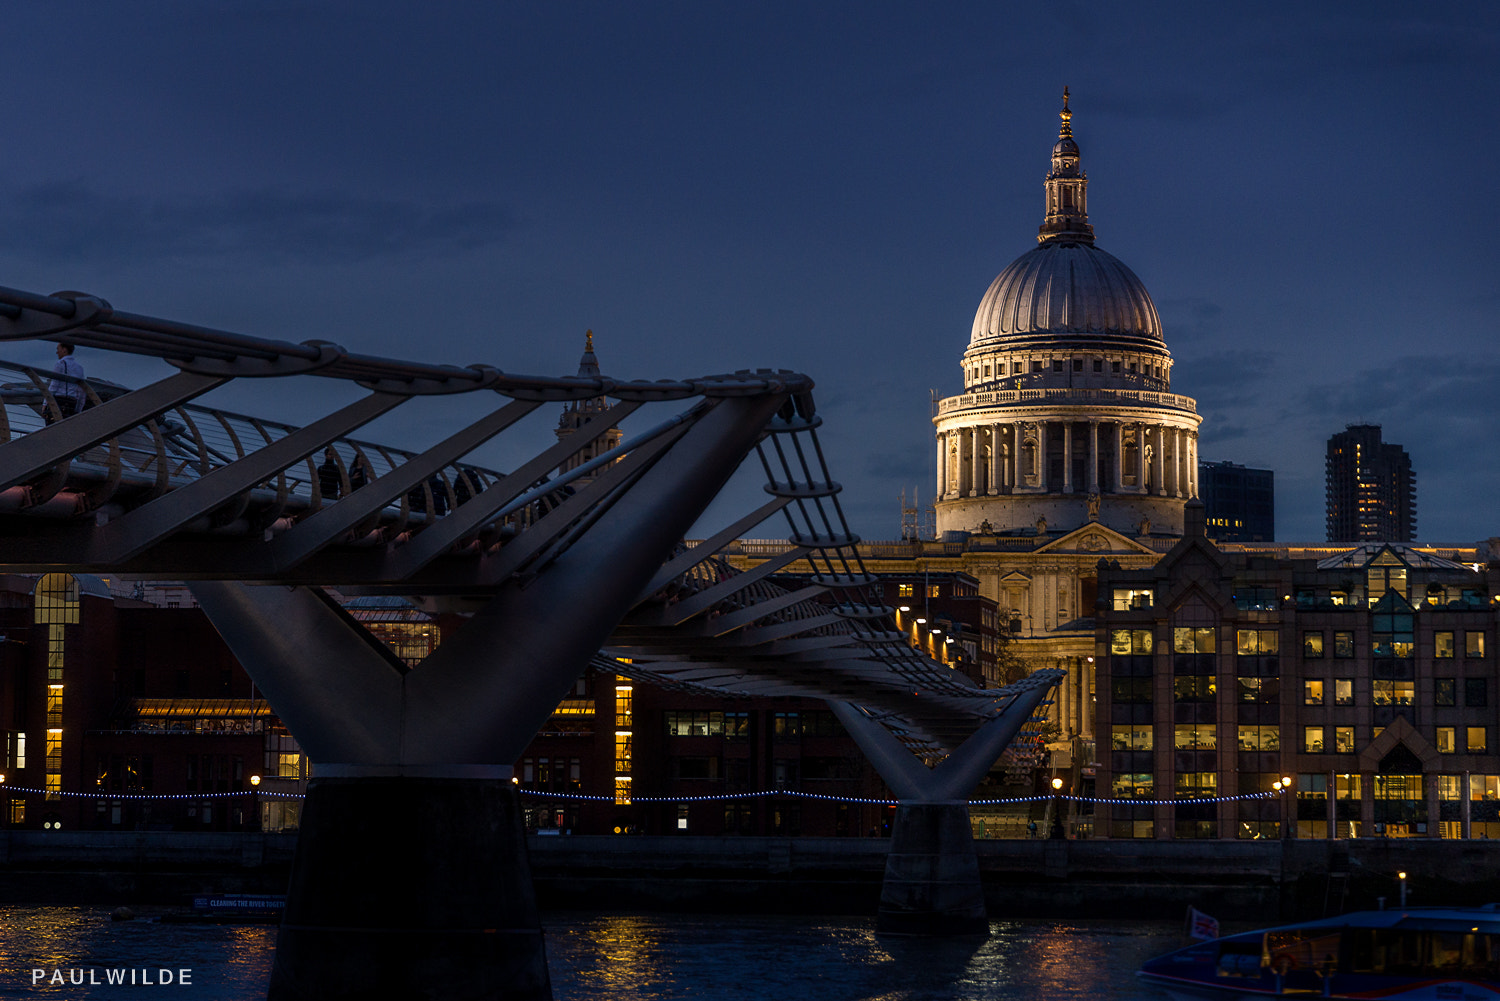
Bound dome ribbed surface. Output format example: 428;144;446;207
970;241;1162;347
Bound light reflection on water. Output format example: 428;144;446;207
546;914;1182;1001
0;906;276;999
0;907;1179;1000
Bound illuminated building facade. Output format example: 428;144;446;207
1327;424;1417;543
0;573;307;832
1095;506;1500;840
934;90;1201;541
1198;460;1275;542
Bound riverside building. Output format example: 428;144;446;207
1095;504;1500;840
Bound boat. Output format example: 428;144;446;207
1137;904;1500;1000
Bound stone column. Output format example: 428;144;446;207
1014;421;1024;489
1152;425;1166;496
972;427;984;496
1037;420;1048;491
988;423;1000;495
936;432;946;500
1170;426;1182;498
957;429;969;497
1188;432;1198;498
1087;420;1100;493
1062;422;1073;494
1113;422;1123;492
973;428;983;496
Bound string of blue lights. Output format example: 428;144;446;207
0;785;1279;807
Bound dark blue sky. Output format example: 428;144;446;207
2;3;1495;543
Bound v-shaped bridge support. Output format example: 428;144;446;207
190;391;788;1001
830;670;1061;936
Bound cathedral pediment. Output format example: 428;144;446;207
1035;524;1155;556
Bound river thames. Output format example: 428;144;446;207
0;907;1183;999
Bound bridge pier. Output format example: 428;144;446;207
270;774;550;1001
879;802;987;935
829;673;1058;936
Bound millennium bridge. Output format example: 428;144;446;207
0;284;1059;1000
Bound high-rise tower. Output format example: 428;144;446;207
933;91;1201;539
1326;424;1416;542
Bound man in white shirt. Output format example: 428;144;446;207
47;343;87;422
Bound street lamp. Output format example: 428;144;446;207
1281;775;1294;839
1399;871;1408;908
1050;776;1065;839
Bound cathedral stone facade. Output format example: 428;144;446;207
934;90;1201;541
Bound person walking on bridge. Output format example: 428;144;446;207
46;343;87;423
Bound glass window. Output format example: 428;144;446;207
1237;726;1280;751
897;583;914;598
1172;627;1216;654
1110;629;1154;655
1236;629;1279;655
1173;676;1216;702
665;711;725;737
1367;566;1408;602
1435;678;1456;707
1334;631;1355;658
1469;727;1489;754
1334;679;1354;706
1303;726;1324;753
1111;725;1153;750
1303;632;1324;658
1304;680;1324;705
1111;773;1154;797
1111;678;1152;703
1334;727;1355;754
1237;677;1279;703
1468;632;1487;658
1467;678;1488;708
1175;772;1217;797
1233;588;1277;611
1436;727;1456;754
1436;631;1456;658
1373;680;1414;706
1174;724;1217;750
1114;588;1153;611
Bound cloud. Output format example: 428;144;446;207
2;180;517;266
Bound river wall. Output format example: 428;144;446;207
5;831;1500;921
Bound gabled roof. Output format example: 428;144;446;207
1034;523;1156;556
1316;543;1471;572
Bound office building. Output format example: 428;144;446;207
1199;460;1274;542
1327;424;1416;543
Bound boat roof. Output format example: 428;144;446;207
1246;905;1500;937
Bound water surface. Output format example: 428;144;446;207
0;907;1181;999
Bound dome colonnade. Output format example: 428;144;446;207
934;89;1201;539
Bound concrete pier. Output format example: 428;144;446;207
268;777;551;1001
877;803;987;936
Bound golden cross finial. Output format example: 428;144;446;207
584;329;594;352
1059;86;1072;135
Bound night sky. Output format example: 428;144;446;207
2;3;1495;544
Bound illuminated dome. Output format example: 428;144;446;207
969;241;1163;349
